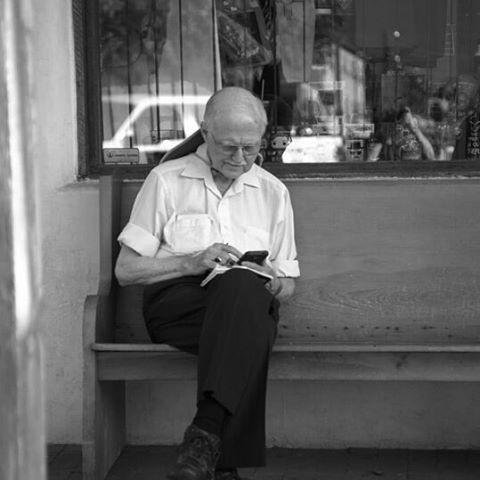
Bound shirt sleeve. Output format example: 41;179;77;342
117;170;168;257
269;186;300;278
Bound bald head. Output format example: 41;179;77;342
202;87;267;134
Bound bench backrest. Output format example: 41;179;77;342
104;176;480;345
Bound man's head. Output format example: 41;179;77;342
449;74;480;116
201;87;267;179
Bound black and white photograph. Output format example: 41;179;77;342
1;1;480;479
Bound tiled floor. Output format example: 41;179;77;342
47;444;480;480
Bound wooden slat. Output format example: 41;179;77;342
268;351;480;382
96;350;480;382
92;342;480;353
97;351;197;381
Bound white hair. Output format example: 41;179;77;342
202;87;268;133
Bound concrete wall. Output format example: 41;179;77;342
32;0;99;443
32;0;480;447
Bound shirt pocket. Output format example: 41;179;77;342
164;213;217;253
244;225;270;252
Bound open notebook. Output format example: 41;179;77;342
200;264;273;287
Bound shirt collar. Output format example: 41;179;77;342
234;164;261;189
180;143;261;189
180;144;211;179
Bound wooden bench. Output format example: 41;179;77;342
83;174;480;480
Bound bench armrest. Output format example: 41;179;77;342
83;294;117;346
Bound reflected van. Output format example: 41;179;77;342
102;94;210;164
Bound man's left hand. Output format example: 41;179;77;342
241;261;295;302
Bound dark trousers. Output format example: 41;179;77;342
143;269;279;468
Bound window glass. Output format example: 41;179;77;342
97;0;480;167
99;0;215;164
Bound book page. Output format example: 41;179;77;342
200;264;273;287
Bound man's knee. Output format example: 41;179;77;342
204;269;277;345
211;268;267;298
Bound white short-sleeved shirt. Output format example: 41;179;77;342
118;144;300;278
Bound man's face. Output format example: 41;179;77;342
203;118;263;180
457;80;479;113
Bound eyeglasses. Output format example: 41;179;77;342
206;130;261;157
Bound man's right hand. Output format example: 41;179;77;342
404;113;418;130
183;242;243;276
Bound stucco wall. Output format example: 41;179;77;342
32;0;480;447
32;0;99;442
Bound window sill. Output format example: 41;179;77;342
85;160;480;181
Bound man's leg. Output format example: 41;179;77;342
143;275;206;353
143;270;278;477
200;269;278;469
145;278;223;480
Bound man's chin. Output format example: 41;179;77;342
223;165;247;179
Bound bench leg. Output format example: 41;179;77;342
83;378;126;480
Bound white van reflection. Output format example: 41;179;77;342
102;94;210;164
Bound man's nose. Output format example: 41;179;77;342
231;148;248;164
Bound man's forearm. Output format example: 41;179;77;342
116;242;244;286
411;126;435;160
115;252;196;286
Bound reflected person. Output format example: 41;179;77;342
394;107;435;161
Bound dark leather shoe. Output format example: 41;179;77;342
167;424;221;480
214;469;248;480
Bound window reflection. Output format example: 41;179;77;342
100;0;215;164
99;0;480;165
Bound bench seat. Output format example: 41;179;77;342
92;341;480;383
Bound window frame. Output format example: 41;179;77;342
75;0;480;180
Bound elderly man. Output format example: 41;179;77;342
115;87;300;480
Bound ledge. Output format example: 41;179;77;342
84;160;480;181
92;342;480;353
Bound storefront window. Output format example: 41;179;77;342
89;0;480;173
